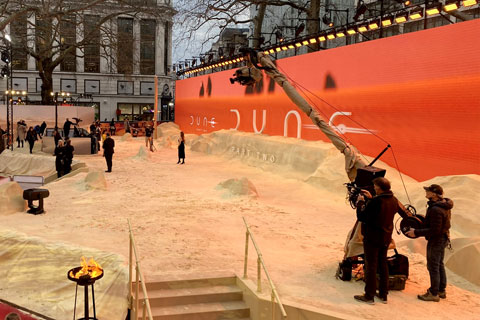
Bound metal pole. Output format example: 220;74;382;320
129;234;133;309
135;265;140;320
243;231;249;279
257;256;262;293
84;285;89;320
55;92;58;131
380;0;384;38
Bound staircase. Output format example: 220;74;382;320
133;272;250;320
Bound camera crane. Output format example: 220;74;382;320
229;48;421;239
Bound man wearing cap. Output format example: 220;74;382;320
406;184;453;302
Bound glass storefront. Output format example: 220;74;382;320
117;103;154;121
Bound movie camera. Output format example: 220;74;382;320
229;48;271;86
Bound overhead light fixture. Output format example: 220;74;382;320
358;25;368;32
309;38;317;44
381;16;393;27
368;20;380;30
288;44;295;49
302;40;309;45
336;30;346;37
327;33;335;40
295;42;302;47
318;35;326;42
269;49;275;54
426;3;441;15
275;30;284;42
353;1;368;21
281;46;288;51
409;9;423;20
275;47;281;52
294;22;305;38
462;0;477;6
346;27;357;35
444;0;460;11
322;14;334;27
1;51;9;63
395;13;408;23
264;50;269;54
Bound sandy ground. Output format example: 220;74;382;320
1;133;480;320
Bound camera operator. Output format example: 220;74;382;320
405;184;452;302
354;177;410;304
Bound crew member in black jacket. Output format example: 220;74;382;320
406;184;452;302
354;177;410;304
102;132;115;172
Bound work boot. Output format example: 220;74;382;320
418;290;440;302
354;294;375;305
438;291;446;299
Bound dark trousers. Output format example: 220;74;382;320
363;242;389;299
427;236;447;295
105;153;113;172
17;139;24;147
28;141;34;153
64;159;72;175
64;129;69;138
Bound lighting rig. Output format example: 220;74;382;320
178;0;478;78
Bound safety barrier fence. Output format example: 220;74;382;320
243;217;287;319
128;219;153;320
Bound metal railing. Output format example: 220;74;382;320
243;217;287;320
128;219;153;320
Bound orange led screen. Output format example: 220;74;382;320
176;19;480;181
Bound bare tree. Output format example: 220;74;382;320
173;0;322;60
1;0;175;104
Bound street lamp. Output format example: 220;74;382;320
51;91;71;130
1;34;13;150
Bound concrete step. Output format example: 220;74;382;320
136;285;243;307
142;272;237;291
142;300;250;320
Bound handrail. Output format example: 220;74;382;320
128;219;153;320
243;217;287;319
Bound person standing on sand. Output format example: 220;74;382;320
63;138;74;174
177;131;185;164
354;177;410;305
406;184;452;302
26;126;37;154
54;140;65;178
102;132;115;173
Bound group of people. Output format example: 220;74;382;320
354;177;452;304
9;120;48;154
53;138;75;178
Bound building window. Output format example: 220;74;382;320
140;81;154;95
140;19;156;75
35;16;50;71
60;79;76;93
117;103;154;121
117;18;134;74
84;15;100;73
117;80;134;95
85;79;100;94
60;15;76;72
11;15;27;70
